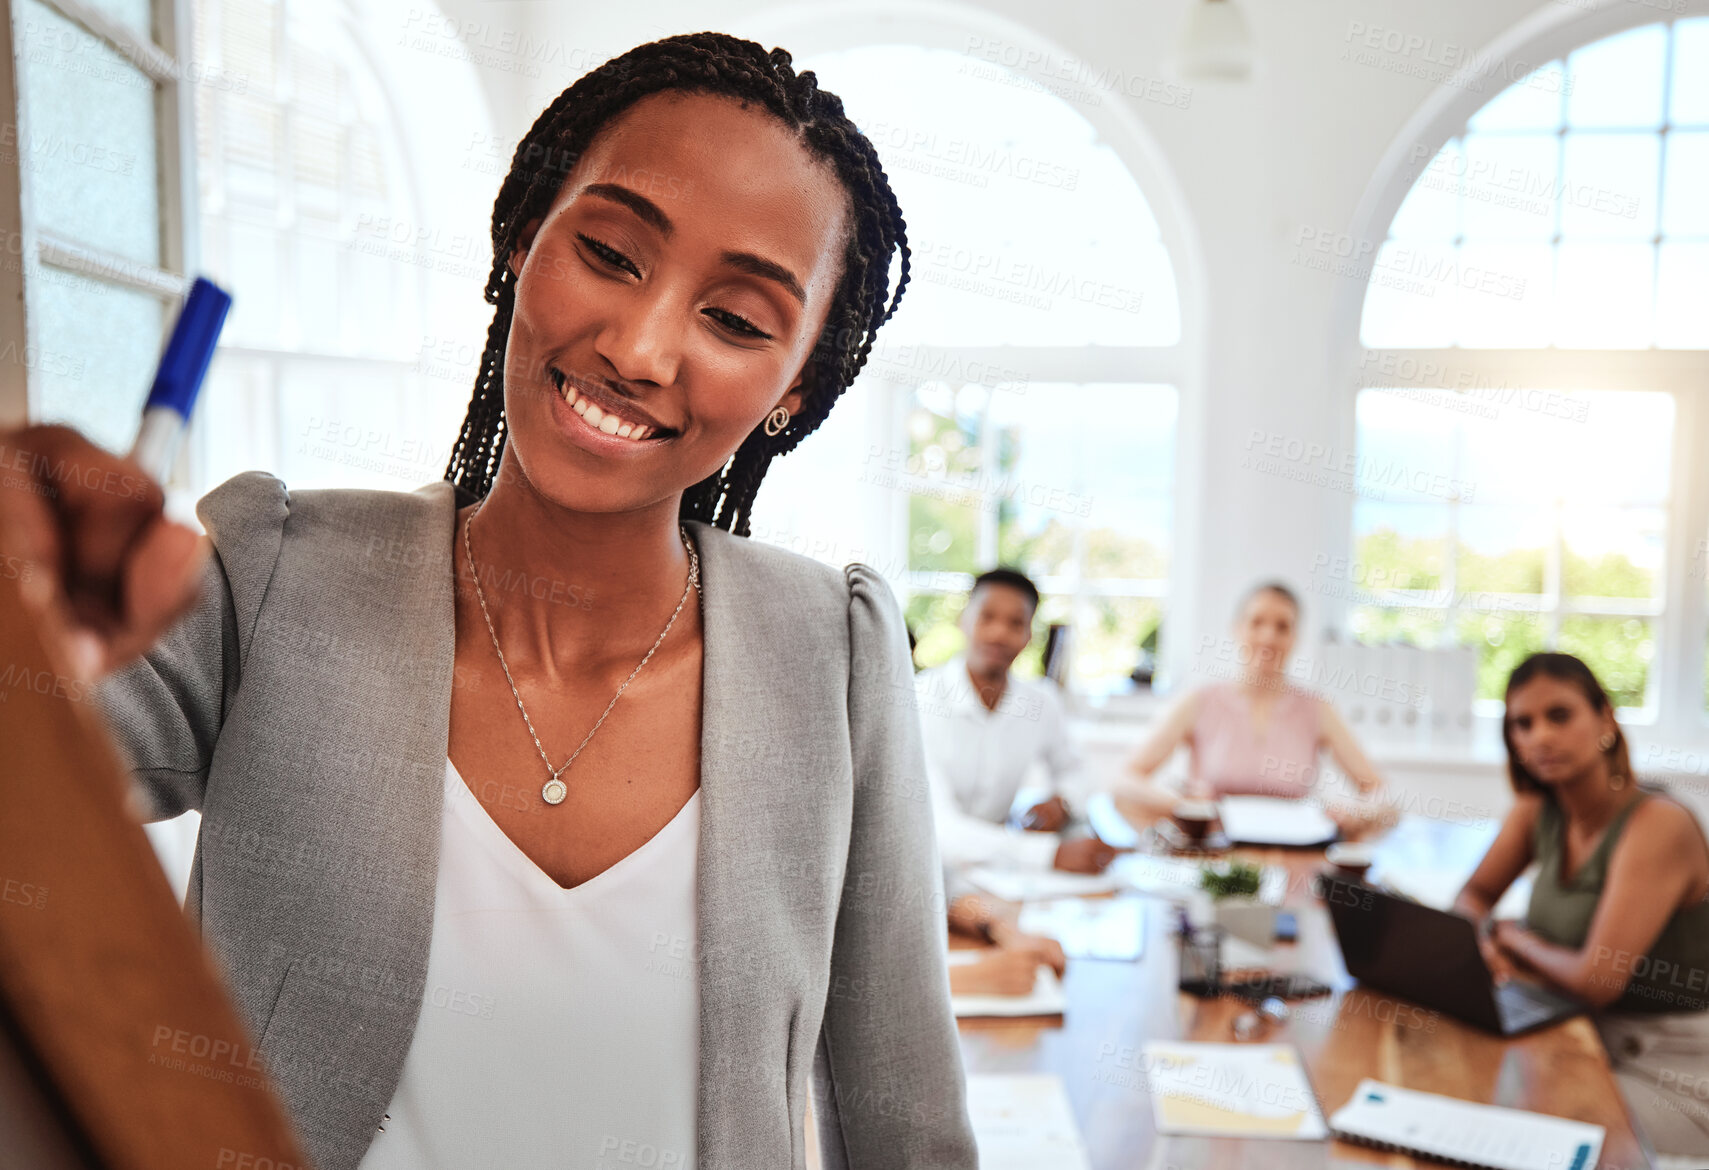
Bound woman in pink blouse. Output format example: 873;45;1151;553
1112;582;1390;832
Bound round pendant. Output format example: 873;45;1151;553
542;778;567;805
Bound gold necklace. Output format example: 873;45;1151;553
461;504;700;805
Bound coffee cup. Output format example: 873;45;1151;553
1170;799;1218;842
1324;841;1375;880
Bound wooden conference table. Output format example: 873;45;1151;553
945;816;1654;1170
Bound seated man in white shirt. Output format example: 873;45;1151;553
914;568;1116;878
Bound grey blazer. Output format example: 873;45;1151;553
94;470;979;1170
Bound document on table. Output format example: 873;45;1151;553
1142;1042;1328;1139
1016;896;1145;961
946;951;1067;1017
965;865;1122;902
1329;1080;1604;1170
965;1074;1092;1170
1218;797;1339;847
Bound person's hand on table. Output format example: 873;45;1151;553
1054;833;1116;874
1021;794;1069;832
950;949;1039;997
987;921;1067;977
0;424;208;683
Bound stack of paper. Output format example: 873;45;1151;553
965;1075;1092;1170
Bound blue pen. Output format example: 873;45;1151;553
128;276;233;483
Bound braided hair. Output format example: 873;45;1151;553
442;31;910;536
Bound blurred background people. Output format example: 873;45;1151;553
915;568;1117;877
1111;581;1391;834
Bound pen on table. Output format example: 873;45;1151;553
128;276;233;484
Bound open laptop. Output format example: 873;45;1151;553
1321;876;1584;1036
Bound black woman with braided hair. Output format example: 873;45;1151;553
0;30;978;1170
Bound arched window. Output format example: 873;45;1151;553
1350;17;1709;729
751;42;1187;694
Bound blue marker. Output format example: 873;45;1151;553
128;276;233;483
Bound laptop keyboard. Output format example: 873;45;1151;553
1496;984;1566;1031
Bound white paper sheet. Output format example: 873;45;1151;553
1218;797;1338;847
965;1074;1093;1170
1016;896;1145;961
965;865;1122;902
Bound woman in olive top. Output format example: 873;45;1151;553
1454;652;1709;1161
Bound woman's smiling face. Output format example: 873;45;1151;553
499;90;851;514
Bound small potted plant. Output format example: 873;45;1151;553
1199;860;1276;948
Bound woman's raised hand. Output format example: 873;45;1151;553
0;424;209;682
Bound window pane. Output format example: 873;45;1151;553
1455;609;1548;701
904;389;984;575
1360;241;1456;347
1069;596;1161;693
1352;604;1448;648
1561;133;1658;239
1456;506;1548;595
1553;241;1654;347
1657;243;1709;346
1353;390;1459;503
1562;508;1665;601
1468;64;1566;133
1662;132;1709;237
1671;18;1709;126
28;271;166;453
1350;502;1450;599
1558;616;1653;708
1566;24;1666;130
1456;242;1553;347
1461;133;1559;240
14;0;161;266
988;383;1174;584
905;591;967;671
83;0;152;38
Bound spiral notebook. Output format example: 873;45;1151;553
1329;1080;1604;1170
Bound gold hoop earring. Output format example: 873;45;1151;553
1610;772;1629;791
763;406;791;437
1598;731;1617;752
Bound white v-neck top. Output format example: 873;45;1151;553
357;758;701;1170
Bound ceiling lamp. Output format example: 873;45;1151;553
1176;0;1254;81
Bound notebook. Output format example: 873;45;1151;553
1329;1080;1605;1170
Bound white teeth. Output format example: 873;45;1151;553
556;375;658;441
